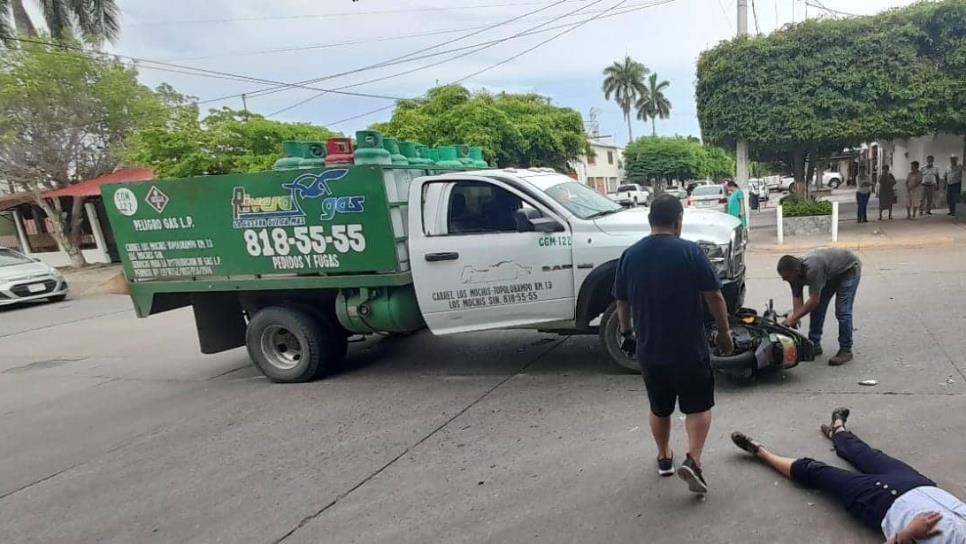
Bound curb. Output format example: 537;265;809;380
749;237;957;253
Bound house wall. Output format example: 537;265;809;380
573;142;624;194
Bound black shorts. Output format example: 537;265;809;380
641;363;715;417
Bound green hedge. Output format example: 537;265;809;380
783;198;832;217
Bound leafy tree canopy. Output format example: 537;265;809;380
372;85;590;172
624;136;734;185
696;0;965;180
127;101;337;178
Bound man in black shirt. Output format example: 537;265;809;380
612;195;734;495
778;249;861;366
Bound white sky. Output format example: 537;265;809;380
107;0;917;145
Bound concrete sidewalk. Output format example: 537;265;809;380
750;211;966;252
60;264;126;297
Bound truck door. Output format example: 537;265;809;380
409;177;576;335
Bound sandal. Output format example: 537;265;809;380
821;407;850;439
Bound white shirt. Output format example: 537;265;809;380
881;486;966;543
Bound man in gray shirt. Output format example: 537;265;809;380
777;248;861;365
921;155;942;215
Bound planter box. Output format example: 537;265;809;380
783;214;832;236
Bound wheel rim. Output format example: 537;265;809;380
259;325;304;371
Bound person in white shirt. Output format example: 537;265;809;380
946;155;963;216
921;155;942;215
731;408;966;544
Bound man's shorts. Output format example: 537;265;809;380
640;363;715;417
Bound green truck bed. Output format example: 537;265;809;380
102;165;430;317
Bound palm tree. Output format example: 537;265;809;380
0;0;120;46
602;56;648;143
636;73;672;137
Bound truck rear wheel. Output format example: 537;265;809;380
599;301;640;372
246;306;346;383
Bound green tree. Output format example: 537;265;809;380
636;73;671;137
624;137;725;186
372;85;589;172
700;146;735;181
0;0;119;46
696;2;961;192
127;106;337;179
602;56;648;143
0;40;165;267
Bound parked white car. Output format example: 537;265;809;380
612;183;651;206
0;248;69;306
688;184;728;209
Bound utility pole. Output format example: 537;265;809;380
241;93;249;115
735;0;750;188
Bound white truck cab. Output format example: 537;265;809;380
408;168;747;369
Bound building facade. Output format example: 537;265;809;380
572;141;624;195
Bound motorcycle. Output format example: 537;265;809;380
709;299;816;379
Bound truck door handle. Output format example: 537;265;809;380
425;252;460;262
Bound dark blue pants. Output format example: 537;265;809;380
809;268;860;351
857;192;870;222
949;183;961;214
791;432;935;530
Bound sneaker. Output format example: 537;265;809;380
676;454;708;495
828;350;853;366
657;455;674;477
730;432;762;454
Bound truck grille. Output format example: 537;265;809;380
11;280;57;297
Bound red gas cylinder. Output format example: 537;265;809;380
325;138;355;166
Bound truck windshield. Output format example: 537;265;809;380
545;182;623;219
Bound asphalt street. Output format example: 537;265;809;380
2;248;965;544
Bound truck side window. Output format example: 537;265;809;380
447;182;524;235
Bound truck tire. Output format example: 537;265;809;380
246;306;345;383
599;301;640;372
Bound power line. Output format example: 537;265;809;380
5;36;409;102
751;0;761;34
127;0;596;26
220;0;678;110
322;0;672;127
265;0;611;116
716;0;734;31
806;1;857;18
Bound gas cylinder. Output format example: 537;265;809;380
274;141;326;171
435;146;464;168
383;138;409;166
426;147;441;164
325;137;354;166
398;141;426;165
469;146;489;168
417;144;435;166
298;141;327;169
353;130;391;165
455;144;474;166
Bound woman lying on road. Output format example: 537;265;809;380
731;408;966;543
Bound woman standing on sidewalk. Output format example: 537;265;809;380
906;162;924;220
856;168;873;223
878;165;897;220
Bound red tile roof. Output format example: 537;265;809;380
44;168;155;198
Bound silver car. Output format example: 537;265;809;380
0;248;69;306
689;184;727;209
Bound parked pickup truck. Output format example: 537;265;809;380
102;159;751;382
612;183;651;207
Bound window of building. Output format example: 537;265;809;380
607;151;614;165
588;154;596;166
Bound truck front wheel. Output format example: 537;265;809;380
599;301;640;373
246;306;346;383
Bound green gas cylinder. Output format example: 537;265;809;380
417;144;435;166
469;146;489;168
435;146;464;168
298;141;327;169
398;141;426;165
354;130;392;165
383;137;409;166
426;147;440;164
455;144;474;166
274;141;324;171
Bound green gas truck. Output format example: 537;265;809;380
102;132;771;383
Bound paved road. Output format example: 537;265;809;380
2;249;965;543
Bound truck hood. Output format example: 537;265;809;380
592;207;739;245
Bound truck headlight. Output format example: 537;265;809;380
700;241;731;278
